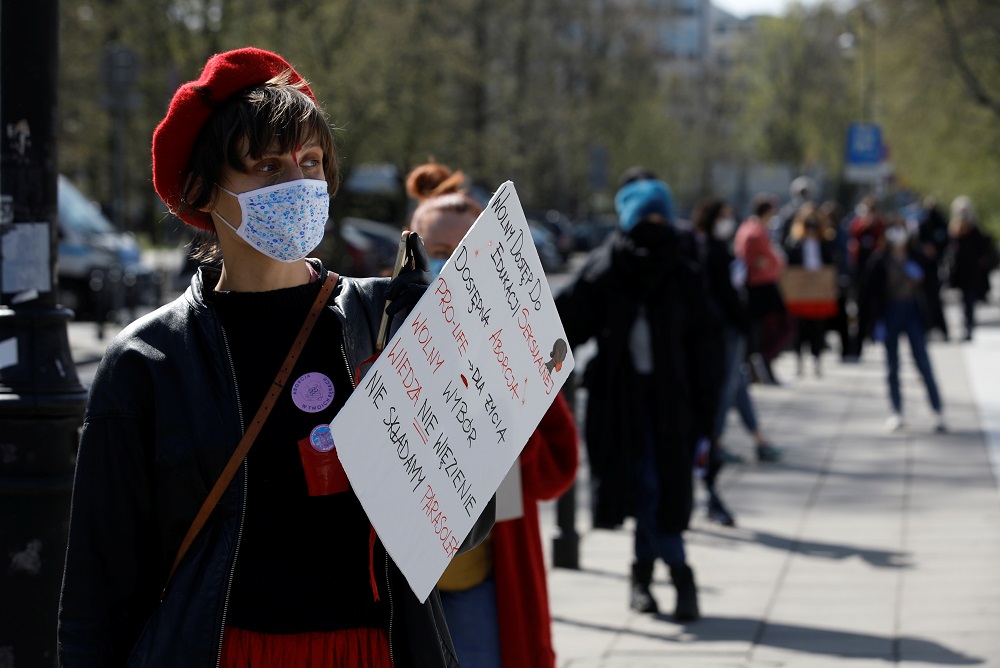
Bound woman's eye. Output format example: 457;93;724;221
301;157;322;169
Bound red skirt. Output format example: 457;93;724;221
220;626;393;668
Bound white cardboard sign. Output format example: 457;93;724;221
330;181;574;601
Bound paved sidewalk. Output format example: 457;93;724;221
542;300;1000;667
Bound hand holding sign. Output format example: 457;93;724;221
330;181;574;601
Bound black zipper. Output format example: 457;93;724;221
385;550;395;665
216;326;247;668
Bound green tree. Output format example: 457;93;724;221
875;0;1000;231
733;2;856;185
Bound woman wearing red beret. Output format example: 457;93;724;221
57;48;493;667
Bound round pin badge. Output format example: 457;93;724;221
309;424;336;453
291;372;336;413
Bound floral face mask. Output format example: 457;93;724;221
214;179;330;263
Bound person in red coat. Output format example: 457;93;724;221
405;161;580;667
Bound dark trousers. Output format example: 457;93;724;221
884;299;942;415
633;410;686;566
962;290;978;338
794;317;826;360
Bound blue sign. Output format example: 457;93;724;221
845;123;883;166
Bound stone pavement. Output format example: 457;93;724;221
540;298;1000;667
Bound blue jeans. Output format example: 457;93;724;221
439;574;501;668
884;299;942;414
633;414;686;565
713;326;759;439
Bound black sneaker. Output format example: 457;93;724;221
719;447;745;464
707;491;736;527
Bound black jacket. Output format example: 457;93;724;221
862;245;934;329
702;237;750;334
785;235;837;268
556;224;721;532
58;262;493;667
947;226;994;298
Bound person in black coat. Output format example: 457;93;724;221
58;48;493;668
556;172;722;622
917;196;950;340
946;196;995;341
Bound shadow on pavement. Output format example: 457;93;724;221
691;527;913;569
551;615;984;664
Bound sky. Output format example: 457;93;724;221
711;0;825;18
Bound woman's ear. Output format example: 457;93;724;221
182;174;216;213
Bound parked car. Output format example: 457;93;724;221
571;216;617;252
527;219;564;273
57;175;157;323
526;209;575;263
340;217;404;277
314;216;403;278
335;163;408;226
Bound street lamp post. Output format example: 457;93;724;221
839;3;884;197
839;4;876;124
0;1;89;665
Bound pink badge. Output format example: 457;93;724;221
291;372;335;413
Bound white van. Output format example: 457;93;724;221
57;175;156;322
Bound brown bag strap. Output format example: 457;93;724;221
162;270;339;599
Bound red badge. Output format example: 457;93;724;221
298;425;350;496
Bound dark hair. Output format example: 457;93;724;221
692;197;726;235
617;166;658;189
751;193;776;218
180;74;337;213
178;73;339;260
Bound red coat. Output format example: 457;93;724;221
494;392;578;668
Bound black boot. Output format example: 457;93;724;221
629;559;659;614
669;562;700;622
707;488;736;527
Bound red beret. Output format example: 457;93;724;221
152;47;316;231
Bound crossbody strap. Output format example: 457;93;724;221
162;270;340;599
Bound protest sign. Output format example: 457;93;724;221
494;461;523;522
330;181;574;601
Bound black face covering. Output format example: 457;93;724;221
627;219;672;249
614;220;680;287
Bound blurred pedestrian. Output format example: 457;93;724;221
917;195;950;340
693;197;780;526
848;196;886;359
946;196;996;341
735;193;792;385
784;203;839;378
774;175;816;245
406;162;579;668
864;222;945;433
58;48;493;667
556;170;721;622
820;200;855;360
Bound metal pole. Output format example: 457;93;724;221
0;1;89;665
552;371;579;569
